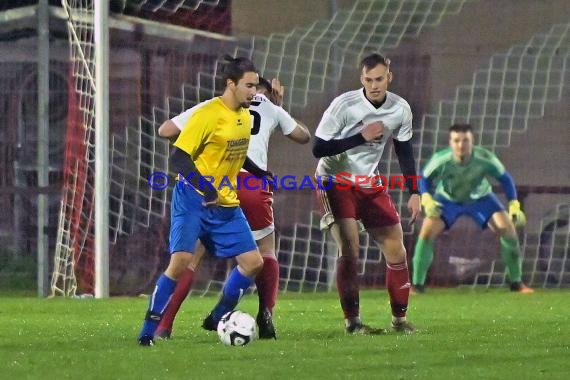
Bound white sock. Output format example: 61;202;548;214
345;316;361;327
392;316;406;325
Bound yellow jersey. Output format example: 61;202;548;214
173;97;251;206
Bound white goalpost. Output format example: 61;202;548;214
94;0;110;298
51;0;109;297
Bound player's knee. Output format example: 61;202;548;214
418;229;437;240
497;225;517;238
397;246;408;261
248;259;264;277
339;238;361;257
240;253;264;276
254;254;264;270
166;252;193;279
383;244;407;262
493;219;516;236
427;234;438;242
419;219;444;240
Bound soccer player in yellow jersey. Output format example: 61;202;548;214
155;77;310;340
138;56;264;346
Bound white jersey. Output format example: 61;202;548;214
171;93;297;171
315;89;412;186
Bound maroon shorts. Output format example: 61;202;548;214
237;172;274;239
318;185;400;229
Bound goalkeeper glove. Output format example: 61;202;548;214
508;200;526;227
421;193;442;218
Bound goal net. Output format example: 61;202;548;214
51;0;237;296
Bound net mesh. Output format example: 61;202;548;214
51;0;235;296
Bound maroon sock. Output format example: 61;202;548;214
255;254;279;314
336;256;360;319
156;267;194;332
386;261;410;317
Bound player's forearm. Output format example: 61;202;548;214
312;135;366;158
242;156;271;178
169;147;216;195
497;172;517;201
287;121;311;144
393;139;420;194
418;174;433;195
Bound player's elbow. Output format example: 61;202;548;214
157;124;168;137
158;120;180;138
312;140;326;158
295;128;311;145
287;124;311;145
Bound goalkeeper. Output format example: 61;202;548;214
412;123;533;293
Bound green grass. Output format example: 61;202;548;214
1;289;569;379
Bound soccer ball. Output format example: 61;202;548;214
217;310;257;346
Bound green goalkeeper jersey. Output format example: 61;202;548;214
422;146;505;203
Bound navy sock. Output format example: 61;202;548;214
139;274;177;338
211;268;253;321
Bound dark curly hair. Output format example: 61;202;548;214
221;55;257;84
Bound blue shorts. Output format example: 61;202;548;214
169;182;257;257
435;193;505;230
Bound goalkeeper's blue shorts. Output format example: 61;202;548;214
435;193;505;230
169;182;257;257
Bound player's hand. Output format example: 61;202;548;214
508;200;526;227
264;170;275;183
263;171;276;191
420;193;442;218
271;78;284;107
407;193;421;225
203;188;219;207
360;121;384;142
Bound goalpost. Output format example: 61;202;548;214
94;1;110;298
50;0;109;298
51;0;99;297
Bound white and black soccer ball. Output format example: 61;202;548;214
217;310;257;346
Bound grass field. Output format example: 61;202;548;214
1;288;569;379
